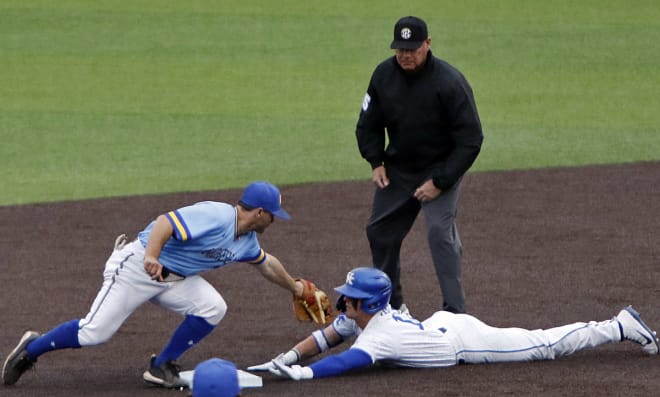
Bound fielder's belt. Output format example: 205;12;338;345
161;266;186;282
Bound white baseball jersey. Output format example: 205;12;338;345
331;306;621;367
333;306;456;367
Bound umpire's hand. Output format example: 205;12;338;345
372;165;390;189
414;179;442;203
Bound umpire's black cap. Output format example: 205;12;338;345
390;16;428;50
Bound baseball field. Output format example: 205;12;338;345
2;1;660;396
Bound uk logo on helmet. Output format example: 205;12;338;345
346;271;355;285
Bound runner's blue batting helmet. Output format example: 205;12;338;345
334;267;392;314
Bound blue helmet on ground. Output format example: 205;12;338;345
192;358;239;397
334;267;392;314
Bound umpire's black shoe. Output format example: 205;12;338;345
2;331;40;385
142;354;185;388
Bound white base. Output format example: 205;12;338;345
178;369;263;389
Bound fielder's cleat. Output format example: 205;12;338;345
399;303;411;316
616;305;659;355
2;331;40;385
142;354;185;388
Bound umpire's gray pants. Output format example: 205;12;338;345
366;178;464;313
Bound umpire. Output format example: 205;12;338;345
355;16;483;313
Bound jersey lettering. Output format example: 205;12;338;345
201;248;235;264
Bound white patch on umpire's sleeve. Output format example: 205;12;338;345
362;93;371;112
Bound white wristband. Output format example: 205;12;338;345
282;348;301;365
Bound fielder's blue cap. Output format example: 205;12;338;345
239;181;291;220
192;358;240;397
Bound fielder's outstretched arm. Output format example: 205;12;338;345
249;253;303;297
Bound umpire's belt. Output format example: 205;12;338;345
161;266;186;282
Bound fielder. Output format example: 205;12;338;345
249;267;659;380
2;181;330;389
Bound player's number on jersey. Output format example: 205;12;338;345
392;314;424;330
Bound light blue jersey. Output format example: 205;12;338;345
138;201;265;276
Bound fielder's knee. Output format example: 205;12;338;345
198;295;227;326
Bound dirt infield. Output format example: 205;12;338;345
2;162;659;396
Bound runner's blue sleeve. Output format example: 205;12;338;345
308;348;373;378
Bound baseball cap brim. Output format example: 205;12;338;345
271;208;291;220
390;40;424;50
240;200;291;220
334;284;372;299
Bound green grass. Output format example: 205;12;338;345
2;1;659;205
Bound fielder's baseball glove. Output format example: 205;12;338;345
293;279;334;326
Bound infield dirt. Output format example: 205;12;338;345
1;162;659;396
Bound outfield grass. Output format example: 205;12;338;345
1;1;659;205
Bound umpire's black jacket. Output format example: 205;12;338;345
356;50;483;190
